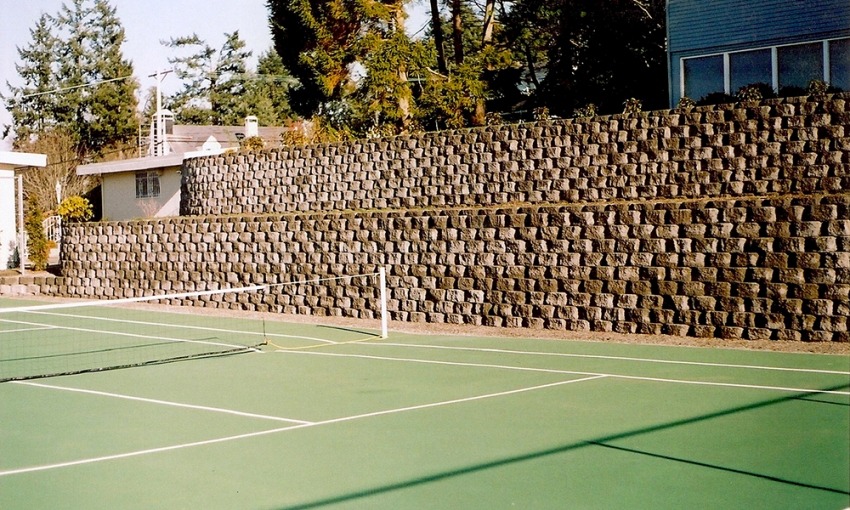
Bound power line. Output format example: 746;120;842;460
20;75;135;99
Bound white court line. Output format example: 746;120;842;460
0;375;604;477
0;324;56;335
16;311;339;345
10;380;313;425
369;342;850;376
279;350;850;396
0;317;253;351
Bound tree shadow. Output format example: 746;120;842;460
272;382;850;510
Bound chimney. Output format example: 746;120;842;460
245;116;258;138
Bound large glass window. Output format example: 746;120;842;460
829;38;850;91
684;55;724;101
135;171;161;199
778;43;823;91
730;49;772;93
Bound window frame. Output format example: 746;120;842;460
680;37;848;100
135;171;161;199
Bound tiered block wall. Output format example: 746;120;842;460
45;95;850;341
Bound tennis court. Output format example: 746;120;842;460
1;294;849;509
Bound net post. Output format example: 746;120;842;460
379;266;388;338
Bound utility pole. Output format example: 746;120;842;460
147;69;173;156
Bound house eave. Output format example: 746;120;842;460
76;148;233;176
0;151;48;170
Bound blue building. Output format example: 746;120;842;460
667;0;850;106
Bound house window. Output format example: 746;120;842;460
778;42;823;92
683;55;724;101
681;37;849;102
135;171;160;199
730;49;772;93
830;38;850;90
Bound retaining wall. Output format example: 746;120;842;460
181;96;849;216
31;95;850;342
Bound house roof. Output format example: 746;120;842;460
166;125;288;154
0;151;47;170
78;121;289;176
77;152;188;176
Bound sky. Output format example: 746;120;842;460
0;0;277;150
0;0;431;151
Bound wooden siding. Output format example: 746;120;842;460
668;0;850;54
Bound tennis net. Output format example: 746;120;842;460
0;269;389;382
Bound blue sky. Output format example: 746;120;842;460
0;1;431;150
0;0;275;150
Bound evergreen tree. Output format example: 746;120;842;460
84;0;139;154
243;49;296;126
2;14;61;142
164;31;253;125
269;0;422;135
351;0;417;134
503;0;667;116
418;0;511;127
2;0;139;157
268;0;372;119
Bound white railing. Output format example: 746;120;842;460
43;215;62;243
18;216;62;267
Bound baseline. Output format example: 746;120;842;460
278;350;850;396
367;342;850;376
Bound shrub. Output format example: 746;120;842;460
737;82;775;102
676;96;696;109
58;196;93;223
573;103;598;118
807;79;829;95
622;98;642;115
240;136;265;152
533;106;550;121
697;92;736;106
24;199;49;271
485;112;503;126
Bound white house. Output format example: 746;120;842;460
77;116;287;221
0;151;47;270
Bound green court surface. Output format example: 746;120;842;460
1;302;849;509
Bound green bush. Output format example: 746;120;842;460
737;83;775;102
807;79;829;95
58;196;93;223
622;98;642;115
676;96;696;109
240;136;266;152
24;199;49;271
573;103;598;118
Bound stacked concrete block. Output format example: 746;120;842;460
181;95;848;219
53;192;849;341
46;95;850;342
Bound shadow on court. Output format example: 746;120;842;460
273;382;850;510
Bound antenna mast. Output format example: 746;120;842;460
148;69;173;156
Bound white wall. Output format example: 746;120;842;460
0;169;16;270
100;165;182;221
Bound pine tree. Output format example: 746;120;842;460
3;0;139;157
268;0;370;119
243;49;296;126
85;0;139;155
2;14;61;142
164;31;253;125
352;0;416;134
268;0;419;135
